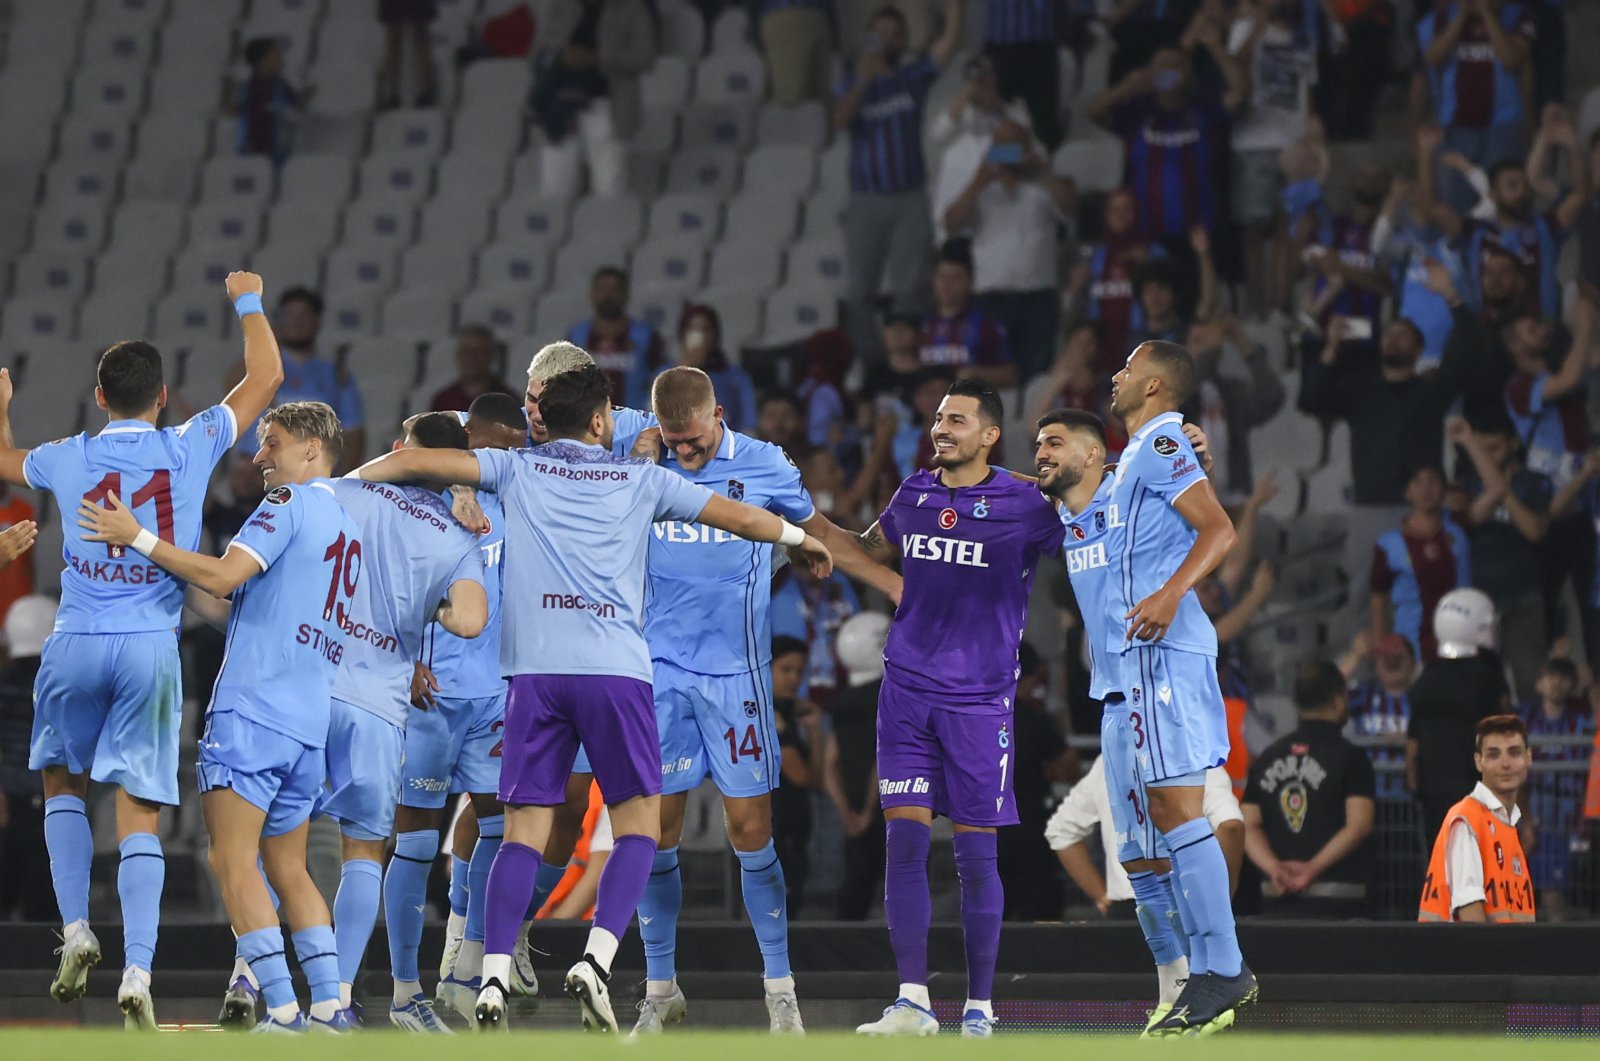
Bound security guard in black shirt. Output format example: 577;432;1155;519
1243;660;1377;918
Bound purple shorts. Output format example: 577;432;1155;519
875;672;1019;827
499;673;662;807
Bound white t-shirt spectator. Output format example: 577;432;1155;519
971;178;1064;292
1228;18;1317;152
929;99;1032;242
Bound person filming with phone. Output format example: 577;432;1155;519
941;119;1077;383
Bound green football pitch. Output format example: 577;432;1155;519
2;1031;1595;1058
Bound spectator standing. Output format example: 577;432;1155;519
0;595;54;921
1067;188;1168;373
673;305;758;434
1369;466;1471;665
533;39;626;198
1299;165;1392;341
1407;589;1511;839
1416;0;1534;215
835;0;964;358
1550;449;1600;663
771;564;861;701
229;38;310;168
1315;0;1393;140
1299;315;1459;636
1417;714;1535;922
566;266;668;410
378;0;439;109
428;325;514;413
918;245;1018;388
1227;0;1318;317
756;391;812;462
758;0;835;106
1340;632;1418;802
943;121;1076;383
771;636;825;916
1182;315;1285;495
1086;38;1250;246
1517;658;1595;919
827;613;890;920
1382;179;1471;370
1449;415;1552;697
541;0;658;138
1502;298;1597;653
930;55;1033;244
982;0;1063;149
230;287;365;470
1242;661;1377;918
1416;110;1590;318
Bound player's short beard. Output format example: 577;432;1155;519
1040;463;1082;499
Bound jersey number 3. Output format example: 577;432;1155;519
83;471;174;558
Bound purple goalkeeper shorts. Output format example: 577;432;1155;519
499;673;661;807
875;671;1019;828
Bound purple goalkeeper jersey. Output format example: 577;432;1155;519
878;467;1066;706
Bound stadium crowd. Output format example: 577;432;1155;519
2;0;1600;941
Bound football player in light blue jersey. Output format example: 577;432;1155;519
387;395;527;1026
627;367;901;1036
352;364;835;1032
1104;340;1253;1036
78;401;357;1033
0;272;284;1027
320;414;488;1029
1036;409;1220;1034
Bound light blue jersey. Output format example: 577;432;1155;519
1104;412;1218;659
329;480;485;728
423;488;505;699
475;440;714;682
212;479;361;748
645;427;814;675
1062;472;1117;700
24;406;238;633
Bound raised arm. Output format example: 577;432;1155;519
0;369;30;488
219;272;286;433
1531;292;1595;405
1415;124;1465;237
352;448;484;488
1477;0;1529;72
1087;64;1152;129
436;579;488;639
77;491;264;598
1423;2;1470;68
801;510;903;603
1125;479;1238;643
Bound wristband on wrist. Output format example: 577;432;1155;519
777;520;806;548
130;528;159;557
233;292;265;319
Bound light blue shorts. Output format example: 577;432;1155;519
197;709;324;838
1101;699;1168;864
319;698;405;841
1117;645;1228;785
654;659;779;798
29;631;182;805
400;690;505;809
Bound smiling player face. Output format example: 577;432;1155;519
254;422;323;490
1033;423;1096;499
930;394;994;471
660;407;724;472
524;377;547;443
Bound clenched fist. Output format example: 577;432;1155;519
225;271;264;300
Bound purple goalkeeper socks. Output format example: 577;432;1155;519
884;818;932;987
953;831;1003;1002
484;842;541;963
592;834;658;942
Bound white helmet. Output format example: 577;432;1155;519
836;611;890;686
4;594;56;658
1433;588;1496;659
